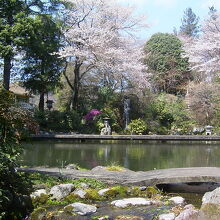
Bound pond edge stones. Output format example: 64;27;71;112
111;198;152;208
65;202;97;215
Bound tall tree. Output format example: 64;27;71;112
22;15;63;111
144;33;192;95
0;0;66;90
58;0;148;110
179;7;200;37
0;0;29;90
183;12;220;82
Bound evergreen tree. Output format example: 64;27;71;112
179;7;200;37
0;0;32;90
22;15;63;111
144;33;192;95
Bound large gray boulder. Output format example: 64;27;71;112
111;198;151;208
50;184;74;200
202;187;220;204
198;187;220;220
65;202;97;215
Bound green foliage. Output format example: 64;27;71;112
46;199;68;206
106;165;124;171
144;33;192;95
98;107;122;132
145;93;194;134
28;172;63;187
32;193;48;206
0;87;36;219
70;178;107;190
127;119;148;135
30;207;47;220
84;189;101;201
130;186;160;198
21;14;63;111
34;110;82;132
179;7;200;37
104;186;128;199
29;172;107;190
64;193;81;203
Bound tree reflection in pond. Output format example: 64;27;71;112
20;140;220;171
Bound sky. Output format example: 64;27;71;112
119;0;220;41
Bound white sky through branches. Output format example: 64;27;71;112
118;0;220;41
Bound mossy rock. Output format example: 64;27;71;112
64;192;81;203
30;207;47;220
63;205;77;216
104;186;128;199
32;194;49;206
146;186;160;198
84;188;102;201
130;186;159;198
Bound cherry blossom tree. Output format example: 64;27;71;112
59;0;148;110
182;12;220;82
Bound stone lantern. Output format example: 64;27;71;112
205;125;213;135
100;117;111;135
46;99;54;111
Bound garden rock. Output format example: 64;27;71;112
30;189;47;199
92;166;106;171
73;188;87;198
98;188;110;196
168;196;185;205
79;183;89;189
66;202;97;215
111;198;151;208
175;204;198;220
98;216;110;220
202;187;220;204
50;184;74;200
139;186;147;191
198;187;220;220
115;216;144;220
158;213;175;220
66;164;79;170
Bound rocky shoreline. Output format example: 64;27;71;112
19;166;220;220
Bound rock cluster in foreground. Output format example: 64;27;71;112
27;165;220;220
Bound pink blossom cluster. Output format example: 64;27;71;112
84;109;101;121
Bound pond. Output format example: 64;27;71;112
20;140;220;171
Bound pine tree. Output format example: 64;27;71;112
179;8;200;37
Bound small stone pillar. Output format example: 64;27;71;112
205;125;212;135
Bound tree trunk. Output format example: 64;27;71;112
3;55;12;90
39;92;45;111
72;62;81;110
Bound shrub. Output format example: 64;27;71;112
127;119;148;135
34;110;81;132
0;87;36;219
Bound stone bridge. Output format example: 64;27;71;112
19;167;220;187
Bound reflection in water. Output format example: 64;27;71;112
20;140;220;171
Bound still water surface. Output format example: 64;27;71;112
20;140;220;171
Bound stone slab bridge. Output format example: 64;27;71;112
19;167;220;186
